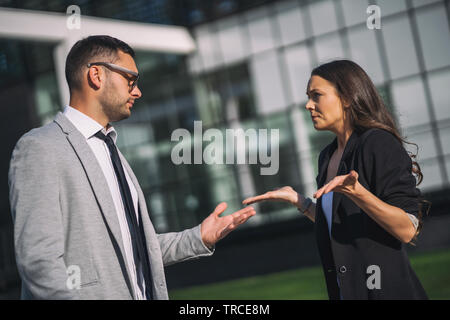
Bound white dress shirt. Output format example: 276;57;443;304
63;106;146;300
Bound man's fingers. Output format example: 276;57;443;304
229;207;256;224
231;206;255;218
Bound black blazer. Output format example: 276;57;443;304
315;128;428;300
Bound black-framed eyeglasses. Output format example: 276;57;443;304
87;62;139;91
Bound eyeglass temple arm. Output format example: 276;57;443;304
87;62;139;77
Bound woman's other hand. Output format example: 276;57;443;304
313;170;359;199
242;186;300;207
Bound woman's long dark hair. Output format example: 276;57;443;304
311;59;430;242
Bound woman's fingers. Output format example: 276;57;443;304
314;171;360;198
243;187;295;205
242;193;270;205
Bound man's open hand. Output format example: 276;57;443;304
200;202;256;249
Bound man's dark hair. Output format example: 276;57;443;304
65;35;135;92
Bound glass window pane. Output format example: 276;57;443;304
403;126;438;161
446;158;450;182
381;15;420;79
348;27;385;85
247;7;276;54
428;69;450;121
195;26;222;71
340;0;369;27
148;192;169;232
275;2;306;46
217;16;247;65
283;44;312;104
420;158;444;191
250;51;287;115
415;3;450;71
314;32;345;64
391;76;430;128
375;0;406;16
309;0;339;36
119;124;150;148
187;52;202;74
438;125;450;155
412;0;441;8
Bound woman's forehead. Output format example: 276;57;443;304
307;75;334;92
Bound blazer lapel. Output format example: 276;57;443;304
54;112;137;297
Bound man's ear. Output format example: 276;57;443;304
87;65;102;90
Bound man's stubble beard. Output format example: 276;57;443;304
99;77;130;123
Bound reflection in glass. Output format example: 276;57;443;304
428;69;450;121
283;44;312;104
403;125;438;161
412;0;441;8
314;32;345;64
275;2;306;46
415;4;450;71
217;16;247;65
250;51;287;114
381;15;420;79
440;124;450;155
340;0;369;27
309;0;339;36
375;0;406;16
420;158;444;191
247;7;276;54
391;75;430;129
347;26;385;85
195;26;222;71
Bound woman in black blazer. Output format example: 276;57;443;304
243;60;430;300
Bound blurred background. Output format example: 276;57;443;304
0;0;449;299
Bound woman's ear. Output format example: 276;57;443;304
342;97;351;109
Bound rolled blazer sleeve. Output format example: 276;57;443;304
8;133;80;299
360;129;421;217
157;224;214;267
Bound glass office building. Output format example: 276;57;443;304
119;0;450;232
1;0;449;297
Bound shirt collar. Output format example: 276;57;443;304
63;106;117;143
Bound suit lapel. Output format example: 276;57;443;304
54;112;137;298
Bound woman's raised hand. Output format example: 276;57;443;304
242;186;299;207
313;170;359;199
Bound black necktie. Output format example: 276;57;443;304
95;131;153;300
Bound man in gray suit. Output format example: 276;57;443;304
8;35;256;300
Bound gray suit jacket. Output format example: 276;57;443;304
8;112;214;300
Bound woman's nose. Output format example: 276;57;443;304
305;99;314;111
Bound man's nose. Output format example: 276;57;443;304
131;85;142;99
